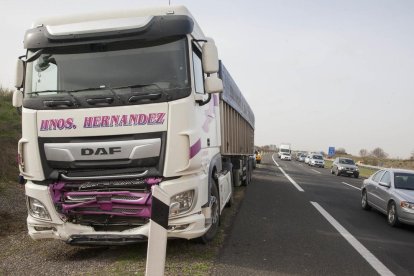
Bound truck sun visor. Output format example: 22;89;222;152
24;15;194;49
46;16;154;36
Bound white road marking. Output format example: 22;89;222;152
311;169;321;174
311;202;395;276
341;182;361;191
272;154;304;192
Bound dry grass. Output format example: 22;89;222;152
0;88;20;184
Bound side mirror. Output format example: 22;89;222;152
202;38;219;74
15;59;25;89
13;90;23;107
205;74;223;94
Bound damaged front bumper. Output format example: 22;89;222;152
25;173;209;244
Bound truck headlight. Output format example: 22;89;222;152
169;190;195;217
27;197;51;220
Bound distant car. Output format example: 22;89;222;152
280;152;291;161
295;152;303;161
298;154;306;162
361;169;414;227
255;150;262;164
304;154;311;164
309;154;325;168
331;157;359;178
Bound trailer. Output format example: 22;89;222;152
12;5;254;245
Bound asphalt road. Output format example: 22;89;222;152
213;152;414;276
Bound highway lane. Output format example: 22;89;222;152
270;153;414;276
214;152;414;275
213;153;380;275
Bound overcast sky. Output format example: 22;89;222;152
1;0;414;158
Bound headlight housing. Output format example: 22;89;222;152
169;190;195;217
27;197;51;220
400;201;414;213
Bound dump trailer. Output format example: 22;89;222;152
219;62;255;186
12;5;254;245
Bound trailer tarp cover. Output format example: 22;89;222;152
218;61;255;128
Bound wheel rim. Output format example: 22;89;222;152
388;205;396;223
362;193;367;207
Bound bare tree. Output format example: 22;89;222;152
359;149;368;157
336;148;347;154
371;147;388;159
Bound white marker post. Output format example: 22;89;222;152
145;185;170;276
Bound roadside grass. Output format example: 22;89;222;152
105;187;245;276
0;89;21;189
324;159;377;178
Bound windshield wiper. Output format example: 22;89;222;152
113;83;162;90
114;83;173;102
27;89;68;95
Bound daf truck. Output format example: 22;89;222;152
12;5;254;245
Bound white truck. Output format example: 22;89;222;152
12;5;255;245
278;143;291;159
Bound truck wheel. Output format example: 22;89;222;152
242;165;251;186
200;182;220;243
233;169;241;187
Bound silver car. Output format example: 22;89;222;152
331;157;359;178
361;169;414;226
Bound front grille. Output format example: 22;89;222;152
65;194;142;202
76;207;144;214
76;179;147;191
73;214;149;232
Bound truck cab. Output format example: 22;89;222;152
12;6;238;245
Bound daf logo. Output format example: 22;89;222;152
81;147;122;155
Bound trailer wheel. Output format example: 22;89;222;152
233;169;241;187
242;164;252;186
199;180;220;243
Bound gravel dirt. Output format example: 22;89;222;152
0;178;245;276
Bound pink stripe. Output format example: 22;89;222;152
213;94;219;106
190;139;202;159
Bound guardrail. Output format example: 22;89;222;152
357;163;383;170
325;158;383;170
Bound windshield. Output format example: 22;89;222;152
394;173;414;190
312;155;323;160
24;38;190;109
339;159;355;165
280;149;290;153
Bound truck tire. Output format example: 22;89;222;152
199;181;220;243
233;169;241;187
